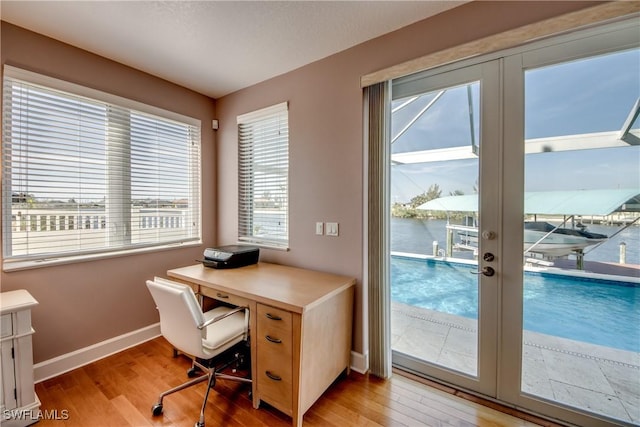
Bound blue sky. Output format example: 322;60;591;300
525;49;640;139
391;47;640;203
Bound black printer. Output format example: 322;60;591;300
201;245;259;269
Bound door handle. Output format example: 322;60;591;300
471;266;495;277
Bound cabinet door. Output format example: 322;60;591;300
1;314;12;338
0;340;17;411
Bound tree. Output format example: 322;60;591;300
409;184;442;208
389;184;445;219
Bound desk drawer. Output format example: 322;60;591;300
257;304;293;412
198;286;251;308
258;305;292;338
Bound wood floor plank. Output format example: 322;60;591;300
34;337;555;427
324;379;425;426
35;382;83;427
110;394;154;427
330;374;456;426
308;389;385;427
382;374;517;427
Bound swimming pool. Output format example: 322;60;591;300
390;256;640;352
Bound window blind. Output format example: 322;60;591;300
2;66;201;266
237;102;289;248
365;82;392;378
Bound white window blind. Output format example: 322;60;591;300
237;102;289;249
2;66;201;266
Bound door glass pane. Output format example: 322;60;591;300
391;81;481;376
521;48;640;424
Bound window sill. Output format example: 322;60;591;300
2;240;202;272
237;240;289;252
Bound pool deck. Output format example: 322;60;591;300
391;301;640;425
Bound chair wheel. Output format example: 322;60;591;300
187;367;199;378
194;422;204;427
151;403;163;416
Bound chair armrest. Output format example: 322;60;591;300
198;306;248;330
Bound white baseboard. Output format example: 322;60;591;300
350;350;369;374
34;323;161;383
35;324;366;383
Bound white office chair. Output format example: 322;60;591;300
146;277;251;427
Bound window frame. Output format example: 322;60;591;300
1;66;202;271
237;102;290;250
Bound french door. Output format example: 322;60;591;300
388;18;639;427
390;60;501;397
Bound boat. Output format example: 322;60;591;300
416;189;640;261
456;220;608;257
523;221;608;256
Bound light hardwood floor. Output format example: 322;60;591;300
34;337;562;427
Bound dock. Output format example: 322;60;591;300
551;259;640;279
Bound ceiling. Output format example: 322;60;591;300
0;1;466;98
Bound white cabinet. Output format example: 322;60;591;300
1;290;39;426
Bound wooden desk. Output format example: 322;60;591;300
167;262;355;427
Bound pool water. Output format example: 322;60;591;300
391;256;640;352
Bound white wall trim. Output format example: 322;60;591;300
350;350;369;374
33;323;161;383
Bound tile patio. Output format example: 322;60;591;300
391;301;640;424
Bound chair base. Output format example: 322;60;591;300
151;342;252;427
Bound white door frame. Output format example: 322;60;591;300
499;19;639;427
389;16;639;427
391;59;502;397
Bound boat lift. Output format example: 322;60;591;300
417;189;640;269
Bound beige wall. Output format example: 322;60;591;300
0;22;217;363
215;1;598;355
0;1;597;366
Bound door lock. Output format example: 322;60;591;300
483;252;495;262
470;266;495;277
481;230;496;240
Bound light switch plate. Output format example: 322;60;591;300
326;222;339;236
315;222;324;235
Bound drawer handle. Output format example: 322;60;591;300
265;335;282;344
216;292;229;299
265;313;282;321
265;371;282;381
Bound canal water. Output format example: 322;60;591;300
391;217;640;266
